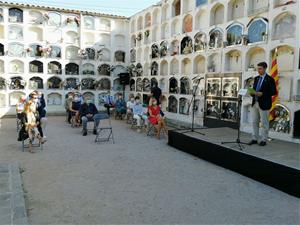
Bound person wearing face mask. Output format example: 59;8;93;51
35;91;47;139
115;93;126;119
70;94;81;127
65;92;74;124
126;95;135;121
17;99;45;152
24;100;46;152
79;97;108;136
148;97;167;139
29;92;45;139
16;96;26;120
133;96;148;132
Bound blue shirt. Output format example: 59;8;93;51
133;103;143;115
255;73;266;101
103;95;114;105
115;99;126;109
256;73;267;92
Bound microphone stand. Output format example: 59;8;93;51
221;94;249;151
176;77;205;135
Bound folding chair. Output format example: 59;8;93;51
65;111;69;123
126;112;133;124
147;123;157;136
131;117;138;129
22;138;43;152
131;116;146;131
114;111;125;120
95;114;114;144
70;115;77;128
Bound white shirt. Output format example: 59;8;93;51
127;101;135;109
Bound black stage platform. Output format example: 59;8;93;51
168;128;300;198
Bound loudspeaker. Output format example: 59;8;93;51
119;73;130;85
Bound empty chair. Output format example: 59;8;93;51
95;113;114;144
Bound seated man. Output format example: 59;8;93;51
79;97;107;136
114;93;126;119
133;96;148;132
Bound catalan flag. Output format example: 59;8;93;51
269;49;279;121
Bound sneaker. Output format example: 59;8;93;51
93;129;98;135
248;140;258;145
39;137;46;144
259;141;267;146
82;130;87;136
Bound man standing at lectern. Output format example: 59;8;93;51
249;62;277;146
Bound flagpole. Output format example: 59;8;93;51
269;48;279;121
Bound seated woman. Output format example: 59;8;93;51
114;93;126;119
24;100;45;152
69;94;81;126
148;97;167;139
64;92;74;124
16;96;26;120
133;96;148;132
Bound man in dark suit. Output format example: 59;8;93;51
249;62;277;146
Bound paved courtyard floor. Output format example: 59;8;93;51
0;116;299;224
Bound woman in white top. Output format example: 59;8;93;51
24;100;45;152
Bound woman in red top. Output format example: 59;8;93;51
148;97;166;139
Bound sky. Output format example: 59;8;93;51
5;0;159;17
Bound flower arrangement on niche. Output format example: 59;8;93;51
66;17;73;24
144;30;150;38
37;46;51;56
26;48;32;53
66;16;80;26
0;78;6;89
136;33;142;41
75;16;80;26
78;49;87;58
43;13;49;21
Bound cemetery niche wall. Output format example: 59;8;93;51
0;0;299;142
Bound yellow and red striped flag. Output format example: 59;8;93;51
269;49;279;121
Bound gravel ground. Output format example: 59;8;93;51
0;116;299;225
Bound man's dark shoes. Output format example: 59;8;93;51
82;130;87;136
259;141;267;146
248;140;258;145
93;129;98;135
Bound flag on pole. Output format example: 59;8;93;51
269;49;279;121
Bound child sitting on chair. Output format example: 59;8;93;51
133;96;148;132
24;100;45;152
